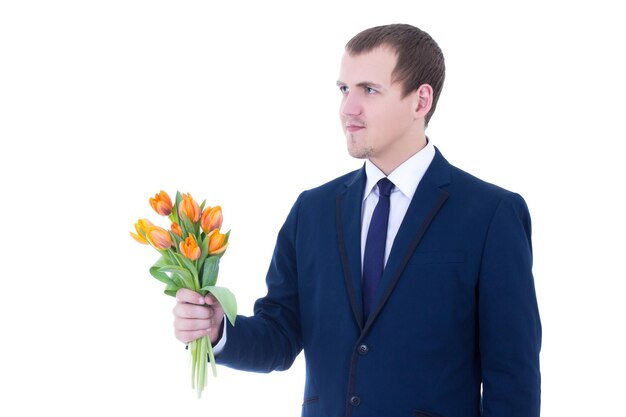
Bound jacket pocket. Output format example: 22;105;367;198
302;396;319;417
302;396;319;406
413;409;442;417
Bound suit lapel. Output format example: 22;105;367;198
336;166;366;330
364;149;452;330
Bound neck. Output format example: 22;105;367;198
369;134;427;175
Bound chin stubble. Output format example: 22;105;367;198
347;134;373;159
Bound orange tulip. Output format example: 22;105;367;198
207;229;228;255
171;222;183;238
146;225;173;250
179;235;201;261
149;190;173;216
178;193;200;222
201;206;223;234
130;218;154;244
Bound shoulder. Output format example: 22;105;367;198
279;167;363;226
297;167;363;203
450;164;518;199
435;149;530;218
309;168;363;193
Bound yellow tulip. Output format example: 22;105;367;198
146;225;173;250
149;190;173;216
130;218;154;244
180;235;201;261
171;222;183;238
201;206;223;234
178;193;201;223
207;229;228;255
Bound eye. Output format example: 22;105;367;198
365;87;377;95
339;85;349;94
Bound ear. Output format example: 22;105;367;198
413;84;433;119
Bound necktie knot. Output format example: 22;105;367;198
377;177;394;197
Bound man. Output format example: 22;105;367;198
174;24;541;417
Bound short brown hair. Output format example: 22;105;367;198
345;24;445;126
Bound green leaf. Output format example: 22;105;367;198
201;256;219;287
170;231;183;248
150;266;175;286
170;191;183;225
164;284;179;297
158;265;194;289
197;252;208;274
149;256;176;285
199;286;237;326
197;233;210;268
173;252;200;289
181;212;196;238
164;249;177;264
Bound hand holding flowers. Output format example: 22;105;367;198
131;190;236;398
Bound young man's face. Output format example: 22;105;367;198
337;47;424;171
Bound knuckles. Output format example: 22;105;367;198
173;302;214;321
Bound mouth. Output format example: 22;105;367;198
345;123;365;133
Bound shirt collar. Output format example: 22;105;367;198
363;139;436;201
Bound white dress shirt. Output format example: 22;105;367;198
360;140;435;269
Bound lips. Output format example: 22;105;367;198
345;122;365;133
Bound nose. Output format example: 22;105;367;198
340;92;362;117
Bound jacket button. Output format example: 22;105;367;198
358;344;369;355
349;396;361;406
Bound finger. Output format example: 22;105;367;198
176;288;205;305
175;329;211;344
204;293;218;305
174;316;213;331
204;294;224;313
204;295;224;317
173;303;213;319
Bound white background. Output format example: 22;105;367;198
1;1;624;415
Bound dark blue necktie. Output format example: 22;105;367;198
362;177;394;320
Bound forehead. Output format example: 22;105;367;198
338;47;398;85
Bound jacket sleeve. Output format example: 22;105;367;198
215;193;304;373
479;193;542;416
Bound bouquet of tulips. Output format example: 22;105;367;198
131;190;236;398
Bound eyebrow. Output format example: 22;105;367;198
336;80;385;90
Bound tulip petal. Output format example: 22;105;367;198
130;231;148;244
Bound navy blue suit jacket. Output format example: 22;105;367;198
217;148;541;417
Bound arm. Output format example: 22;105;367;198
214;193;305;373
479;193;542;416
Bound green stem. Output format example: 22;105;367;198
189;336;216;398
207;336;217;377
193;257;201;292
190;339;197;389
197;339;203;398
171;250;183;267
